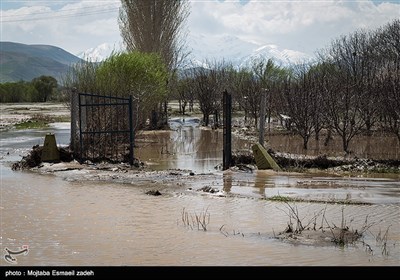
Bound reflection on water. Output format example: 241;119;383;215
135;117;250;173
0;122;399;266
268;132;400;160
221;171;400;205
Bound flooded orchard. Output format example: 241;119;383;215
1;113;399;266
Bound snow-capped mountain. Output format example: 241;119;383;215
77;34;312;66
239;44;311;67
77;42;122;62
187;33;311;68
188;33;256;65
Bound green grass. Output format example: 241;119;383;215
52;115;71;122
268;195;294;202
14;114;70;129
15;120;49;129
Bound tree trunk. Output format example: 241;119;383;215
342;135;350;154
303;136;309;150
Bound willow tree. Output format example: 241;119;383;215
96;52;168;129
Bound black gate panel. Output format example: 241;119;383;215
78;93;134;165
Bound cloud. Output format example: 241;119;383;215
188;0;400;54
1;0;399;56
1;1;121;54
74;18;119;37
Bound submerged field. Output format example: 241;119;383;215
0;102;399;266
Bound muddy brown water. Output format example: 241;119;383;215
268;131;400;160
0;120;399;266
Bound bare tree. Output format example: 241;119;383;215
229;65;264;128
232;68;253;123
320;33;368;154
375;19;400;142
190;64;221;127
281;64;315;150
308;63;327;141
252;59;288;131
175;73;194;116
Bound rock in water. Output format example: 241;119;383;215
145;190;162;196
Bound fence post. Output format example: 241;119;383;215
78;93;83;163
223;90;232;170
259;88;267;147
70;88;79;153
129;95;134;166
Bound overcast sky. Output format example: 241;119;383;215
1;0;399;56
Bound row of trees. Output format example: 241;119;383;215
66;1;398;157
171;19;399;153
0;76;58;103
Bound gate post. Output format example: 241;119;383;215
259;88;267;147
78;93;83;163
223;90;232;170
70;88;79;154
129;95;134;166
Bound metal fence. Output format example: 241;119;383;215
75;92;134;165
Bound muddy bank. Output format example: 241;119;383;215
14;143;400;175
11;144;73;170
9;145;399;206
232;150;400;173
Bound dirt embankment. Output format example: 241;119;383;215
11;145;73;170
232;149;400;173
13;143;400;175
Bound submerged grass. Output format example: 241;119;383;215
275;202;392;256
268;195;294;203
181;207;210;231
266;195;370;205
14;113;70;129
15;120;49;129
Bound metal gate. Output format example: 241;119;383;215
78;93;134;165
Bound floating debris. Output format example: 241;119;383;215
145;190;162;196
198;186;218;193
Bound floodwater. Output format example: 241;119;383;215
135;117;252;173
0;120;399;266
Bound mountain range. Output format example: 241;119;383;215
0;41;82;83
1;35;312;83
78;34;312;67
187;34;311;67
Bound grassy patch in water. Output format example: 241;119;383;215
14;113;70;129
52;115;71;123
15;120;49;129
268;195;294;202
267;195;370;205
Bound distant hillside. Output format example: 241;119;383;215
0;42;82;83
